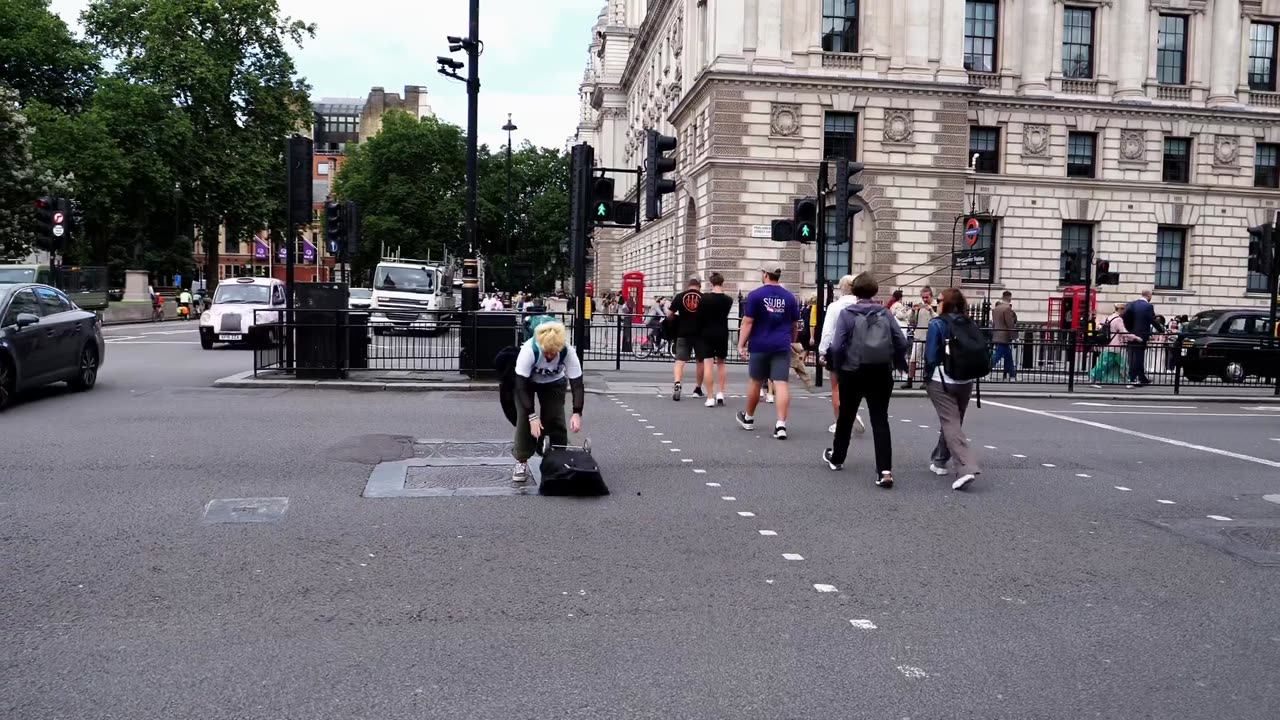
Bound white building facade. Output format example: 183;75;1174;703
578;0;1280;320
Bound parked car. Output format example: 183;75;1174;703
0;282;105;410
1177;308;1279;383
349;287;373;310
198;277;286;349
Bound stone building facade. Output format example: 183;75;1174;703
577;0;1280;320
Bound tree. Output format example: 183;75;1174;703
82;0;314;291
0;86;40;259
0;0;100;111
333;111;467;278
478;143;570;293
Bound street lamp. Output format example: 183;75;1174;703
502;113;517;256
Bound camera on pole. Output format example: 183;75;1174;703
792;197;818;243
644;129;677;221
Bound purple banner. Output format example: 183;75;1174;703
303;240;316;263
278;244;287;261
253;239;269;261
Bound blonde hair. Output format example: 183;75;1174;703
838;274;856;293
1114;302;1126;312
534;321;568;354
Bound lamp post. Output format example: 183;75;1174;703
502;113;517;256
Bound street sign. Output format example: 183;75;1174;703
953;248;989;268
53;212;65;225
751;225;772;238
52;225;65;238
964;217;981;246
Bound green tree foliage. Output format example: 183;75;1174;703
477;143;570;293
0;0;100;111
0;87;41;259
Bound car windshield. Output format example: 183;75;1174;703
349;288;373;299
374;266;435;294
1182;310;1224;332
0;268;38;284
214;284;272;305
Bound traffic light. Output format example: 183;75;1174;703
34;196;54;236
590;177;615;223
324;200;344;254
833;159;865;247
770;219;794;242
793;197;818;243
1096;259;1120;285
613;201;638;226
1248;223;1275;277
1060;250;1083;285
644;129;677;221
344;201;360;257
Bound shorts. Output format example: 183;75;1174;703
697;335;729;360
675;337;701;362
748;351;791;383
910;339;927;364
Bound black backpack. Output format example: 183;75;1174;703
836;307;896;372
538;438;609;497
941;314;991;382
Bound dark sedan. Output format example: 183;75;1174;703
1177;308;1278;383
0;283;105;410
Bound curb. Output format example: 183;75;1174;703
212;370;499;392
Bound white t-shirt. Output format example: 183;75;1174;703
515;339;583;384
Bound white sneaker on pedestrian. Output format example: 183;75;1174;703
953;473;976;491
822;448;842;470
1126;384;1137;389
766;393;775;404
828;422;837;434
736;411;755;431
854;414;866;434
929;463;949;476
773;423;788;440
705;396;716;408
511;462;530;486
715;393;725;406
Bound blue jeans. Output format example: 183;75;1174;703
991;343;1016;378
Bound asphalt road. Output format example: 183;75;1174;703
2;332;1279;719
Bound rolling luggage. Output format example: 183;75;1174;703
538;437;609;497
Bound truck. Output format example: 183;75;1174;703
0;264;109;312
367;252;456;335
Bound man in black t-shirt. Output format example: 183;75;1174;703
668;276;704;401
697;272;733;407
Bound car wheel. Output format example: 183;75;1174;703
69;344;99;391
0;355;15;411
1221;362;1246;384
201;334;214;350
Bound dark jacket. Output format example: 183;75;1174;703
828;299;909;373
1122;299;1156;341
991;301;1017;343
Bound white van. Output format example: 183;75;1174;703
198;277;286;349
368;259;455;334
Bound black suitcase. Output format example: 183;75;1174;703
538;438;609;497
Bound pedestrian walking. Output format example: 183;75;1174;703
1121;290;1156;387
1090;303;1133;386
669;276;706;401
736;266;801;439
822;273;907;487
697;273;733;407
903;286;937;389
990;290;1018;379
924;288;987;491
510;320;585;486
817;274;866;437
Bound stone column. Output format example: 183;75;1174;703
1208;0;1242;106
1019;0;1052;95
903;0;932;75
1114;0;1150;100
755;0;783;63
937;0;968;81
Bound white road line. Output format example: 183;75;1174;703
1042;463;1056;468
694;469;707;474
738;511;755;517
721;496;736;501
1073;402;1197;409
782;553;804;561
105;340;199;345
896;665;929;679
669;448;680;453
758;530;777;536
813;584;838;592
899;419;912;423
1076;473;1091;478
849;619;877;630
1012;454;1027;458
645;425;655;429
1114;486;1132;491
984;400;1280;470
1208;515;1234;522
1157;499;1177;504
638;418;648;422
681;458;693;463
705;482;720;488
918;425;929;429
1059;411;1280;418
984;445;998;450
660;439;672;443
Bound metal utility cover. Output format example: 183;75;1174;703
202;497;289;524
363;439;536;498
1147;518;1280;567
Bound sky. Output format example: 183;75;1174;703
48;0;602;150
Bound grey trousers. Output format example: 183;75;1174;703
925;380;979;476
514;380;569;462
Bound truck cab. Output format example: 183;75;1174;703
368;259;456;334
198;277;286;349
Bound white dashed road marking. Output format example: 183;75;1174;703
1012;454;1027;458
705;482;720;487
1208;515;1233;522
661;439;672;443
849;619;877;630
984;445;998;450
782;553;804;561
670;448;681;453
813;584;838;593
758;530;777;536
1114;486;1132;491
721;496;736;501
681;458;693;463
1076;473;1091;478
897;665;929;679
738;511;755;517
1042;463;1056;468
1157;499;1177;505
694;469;707;474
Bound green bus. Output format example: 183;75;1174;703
0;264;110;311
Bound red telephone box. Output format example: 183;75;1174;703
621;271;645;323
1047;285;1097;332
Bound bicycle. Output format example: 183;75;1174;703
632;328;675;360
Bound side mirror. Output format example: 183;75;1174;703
15;313;40;329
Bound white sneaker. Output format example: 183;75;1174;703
929;463;949;476
715;393;725;406
773;423;787;440
511;462;530;486
705;396;715;408
766;393;775;404
828;422;837;434
854;414;866;434
953;473;976;491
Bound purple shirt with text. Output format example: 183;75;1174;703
743;285;800;354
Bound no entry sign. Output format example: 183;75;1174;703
964;217;981;246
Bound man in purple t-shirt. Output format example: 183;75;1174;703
736;266;800;439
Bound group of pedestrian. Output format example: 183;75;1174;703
1088;289;1161;388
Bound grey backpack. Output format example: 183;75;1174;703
837;307;896;372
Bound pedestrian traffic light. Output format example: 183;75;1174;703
644;129;677;221
591;176;615;223
793;197;818;243
324;200;344;254
1060;250;1083;285
770;219;794;242
613;201;638;226
833;159;864;247
1096;259;1120;285
1247;223;1275;277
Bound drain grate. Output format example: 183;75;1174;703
414;441;514;459
1148;518;1280;567
405;465;512;489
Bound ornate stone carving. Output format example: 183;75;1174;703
770;103;801;137
883;109;914;143
1022;124;1050;157
1119;130;1146;161
1213;135;1239;166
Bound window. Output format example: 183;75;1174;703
1062;7;1095;79
1157;14;1188;85
322;115;358;135
1163;137;1191;183
823;112;858;161
1067;132;1097;178
225;236;241;254
1155;226;1186;290
1248;267;1270;293
961;220;997;284
964;0;998;73
821;0;859;53
3;289;40;326
34;287;71;315
1249;23;1278;92
822;210;852;285
317;163;330;176
1255;143;1279;188
969;126;1000;173
1060;223;1092;283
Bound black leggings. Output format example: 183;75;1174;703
830;366;894;474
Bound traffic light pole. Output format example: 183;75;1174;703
461;0;480;314
814;161;829;389
570;143;593;361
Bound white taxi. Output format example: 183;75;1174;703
198;277;285;349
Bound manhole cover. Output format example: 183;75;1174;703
202;497;289;524
414;441;513;459
1148;518;1280;567
405;466;512;489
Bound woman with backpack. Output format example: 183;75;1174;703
510;320;585;486
924;288;984;491
1090;303;1133;387
822;273;909;489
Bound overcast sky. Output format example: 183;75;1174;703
48;0;600;150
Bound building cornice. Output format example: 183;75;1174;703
970;95;1280;125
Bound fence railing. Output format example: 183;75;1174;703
250;309;1280;395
